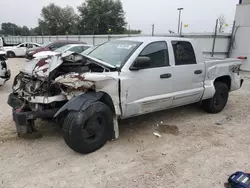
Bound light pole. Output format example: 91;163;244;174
177;8;184;33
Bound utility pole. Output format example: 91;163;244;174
211;19;219;57
177;8;184;33
128;25;131;37
180;22;183;36
152;24;155;36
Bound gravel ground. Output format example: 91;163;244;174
1;58;250;188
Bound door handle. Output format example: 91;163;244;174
160;73;172;79
194;70;203;74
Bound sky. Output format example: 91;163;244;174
0;0;239;34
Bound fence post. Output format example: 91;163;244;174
211;19;218;57
35;36;38;43
42;34;44;43
66;32;68;41
128;25;131;37
227;21;236;58
30;36;32;42
92;35;95;45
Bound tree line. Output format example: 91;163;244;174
0;0;141;36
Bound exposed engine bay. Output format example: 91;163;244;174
9;52;117;114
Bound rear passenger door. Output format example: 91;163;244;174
170;41;205;107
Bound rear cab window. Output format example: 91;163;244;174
171;41;196;65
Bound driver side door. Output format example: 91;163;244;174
14;44;27;56
121;41;174;118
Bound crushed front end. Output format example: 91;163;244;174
8;71;67;134
7;52;117;135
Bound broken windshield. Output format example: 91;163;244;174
87;40;141;67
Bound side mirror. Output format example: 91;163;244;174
130;56;151;71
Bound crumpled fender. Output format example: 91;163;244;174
54;91;104;118
54;91;119;139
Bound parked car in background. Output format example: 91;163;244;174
26;40;85;60
33;44;93;59
3;42;41;58
0;50;10;86
8;37;244;154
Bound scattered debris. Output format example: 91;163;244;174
153;132;162;138
154;124;179;136
215;115;232;125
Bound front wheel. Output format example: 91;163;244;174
202;82;229;114
63;101;113;154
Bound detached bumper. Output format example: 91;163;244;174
12;109;59;135
8;93;59;134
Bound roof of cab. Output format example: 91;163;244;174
117;37;194;43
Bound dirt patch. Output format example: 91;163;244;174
154;124;180;136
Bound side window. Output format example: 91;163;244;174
19;44;25;48
27;44;33;49
172;41;196;65
139;42;169;68
83;46;91;51
70;46;84;53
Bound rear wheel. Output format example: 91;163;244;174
63;101;113;154
202;82;229;113
7;51;15;58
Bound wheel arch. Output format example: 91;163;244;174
55;91;119;140
214;75;231;90
7;50;16;58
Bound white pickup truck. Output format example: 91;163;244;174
8;37;244;154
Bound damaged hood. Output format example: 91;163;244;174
54;72;116;89
22;51;116;78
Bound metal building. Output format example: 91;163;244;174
231;0;250;70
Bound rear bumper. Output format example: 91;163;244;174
231;77;244;92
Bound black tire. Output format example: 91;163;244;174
202;82;229;113
63;101;113;154
7;51;15;58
